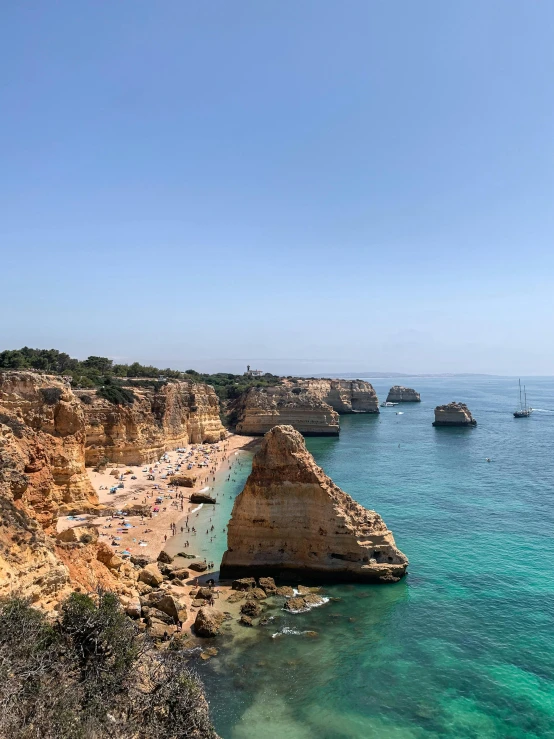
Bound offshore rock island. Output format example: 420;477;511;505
221;425;408;583
433;402;477;426
234;378;379;436
386;385;421;402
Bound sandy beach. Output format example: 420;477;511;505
58;433;255;559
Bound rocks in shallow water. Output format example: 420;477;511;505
239;615;253;627
386;386;421;402
276;586;294;597
284;597;306;612
258;576;277;594
157;550;173;565
221;425;408;583
232;577;256;591
177;552;196;559
433;402;477;427
241;600;262;618
194;606;225;637
247;587;267;600
138;563;164;587
284;593;326;612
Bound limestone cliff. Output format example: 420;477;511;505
0;371;100;605
433;402;476;427
81;380;226;465
234;387;340;436
386;386;421;402
221;425;408;582
295;379;379;413
0;372;97;529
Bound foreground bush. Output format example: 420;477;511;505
0;592;218;739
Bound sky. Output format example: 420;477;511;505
1;1;554;375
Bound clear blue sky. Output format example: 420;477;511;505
2;1;554;375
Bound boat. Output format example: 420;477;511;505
514;379;532;418
380;401;398;407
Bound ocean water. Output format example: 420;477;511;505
192;377;554;739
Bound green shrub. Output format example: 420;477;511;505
0;593;219;739
98;385;135;406
40;387;63;405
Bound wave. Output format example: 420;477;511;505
272;627;312;639
190;503;204;514
283;596;330;614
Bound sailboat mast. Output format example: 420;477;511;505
519;379;522;409
524;386;527;411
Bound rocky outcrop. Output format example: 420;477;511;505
433;402;476;427
386;386;421;402
235;386;340;436
221;425;408;583
80;380;226;465
296;379;379;413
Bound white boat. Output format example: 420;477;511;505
380;401;398;407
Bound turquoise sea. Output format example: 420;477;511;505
182;377;554;739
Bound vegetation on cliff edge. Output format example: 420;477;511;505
0;591;218;739
0;347;282;403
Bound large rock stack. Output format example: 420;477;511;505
386;386;421;402
221;425;408;583
432;402;476;426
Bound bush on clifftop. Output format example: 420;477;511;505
0;592;219;739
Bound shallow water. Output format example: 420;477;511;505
196;377;554;739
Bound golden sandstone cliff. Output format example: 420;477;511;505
0;371;226;608
234;378;379;436
221;425;408;582
80;380;226;465
0;372;99;605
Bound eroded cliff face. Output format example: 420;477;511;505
0;371;102;605
433;402;476;426
81;381;226;465
386;386;421;402
296;379;380;413
0;372;98;529
234;386;340;436
221;425;408;582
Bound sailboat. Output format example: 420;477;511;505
514;379;532;418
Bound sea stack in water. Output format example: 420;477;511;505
220;425;408;583
433;402;476;427
386;386;421;402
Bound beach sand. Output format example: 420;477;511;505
56;432;258;636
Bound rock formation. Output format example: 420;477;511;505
235;386;340;436
386;386;421;402
80;380;226;465
0;372;98;530
221;425;408;583
432;402;477;427
296;379;379;413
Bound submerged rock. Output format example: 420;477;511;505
220;425;408;583
433;402;477;427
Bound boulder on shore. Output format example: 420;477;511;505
433;402;477;427
220;425;408;583
189;560;208;572
194;607;225;637
138;563;165;587
190;492;216;504
386;386;421;402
